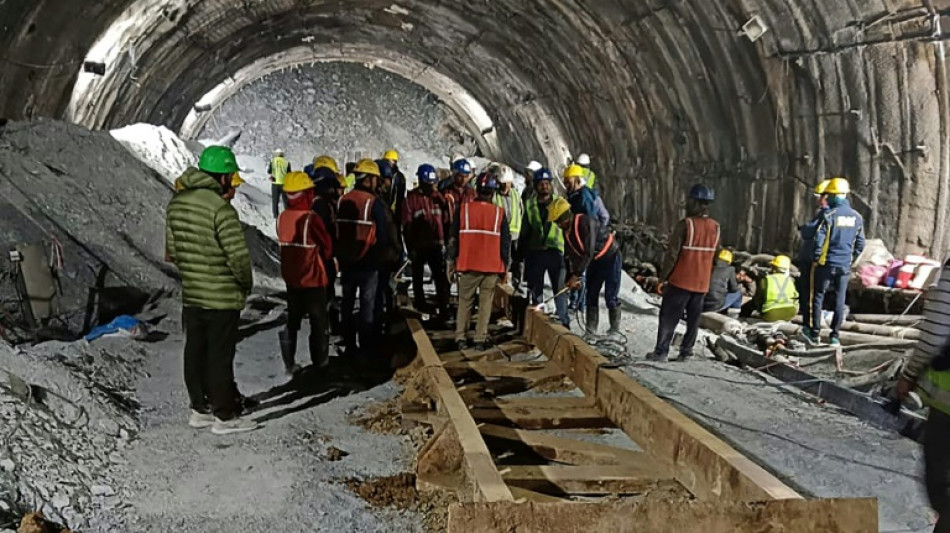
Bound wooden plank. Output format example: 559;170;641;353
466;396;594;410
444;361;564;381
502;464;674;495
470;405;611;430
408;319;514;503
479;423;643;465
507;485;568;503
524;310;802;501
446;498;878;533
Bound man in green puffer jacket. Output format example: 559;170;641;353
165;145;257;435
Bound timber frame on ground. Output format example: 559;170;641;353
397;293;877;532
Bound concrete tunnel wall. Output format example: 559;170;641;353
2;0;950;260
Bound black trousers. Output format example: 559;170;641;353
287;287;329;366
183;307;240;420
927;408;950;533
411;246;450;312
653;285;705;357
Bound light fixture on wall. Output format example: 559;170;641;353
193;103;213;113
740;15;768;42
82;61;106;76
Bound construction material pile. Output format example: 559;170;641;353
198;62;477;179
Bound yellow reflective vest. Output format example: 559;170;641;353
270;156;289;185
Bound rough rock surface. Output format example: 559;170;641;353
199;62;477;181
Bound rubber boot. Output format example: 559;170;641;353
278;328;298;374
607;307;622;336
585;306;599;336
309;331;329;369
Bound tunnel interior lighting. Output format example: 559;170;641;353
741;15;768;42
83;61;106;76
193;103;213;113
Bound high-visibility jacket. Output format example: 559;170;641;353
582;168;598;190
761;273;798;320
277;208;332;288
493;189;523;238
270;156;289;185
457;202;506;274
523;196;564;253
668;216;720;293
335;189;378;265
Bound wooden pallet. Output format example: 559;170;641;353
400;306;877;532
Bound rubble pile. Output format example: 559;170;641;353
199;62;477;178
0;337;144;530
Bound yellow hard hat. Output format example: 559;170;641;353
814;179;831;195
547;197;573;223
354;158;381;178
825;177;850;195
563;164;585;179
718;249;733;264
770;255;792;270
383;149;399;162
283;171;314;193
231;173;245;187
313;155;340;175
174;177;185;192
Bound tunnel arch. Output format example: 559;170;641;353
2;0;949;258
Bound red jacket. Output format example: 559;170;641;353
278;194;333;288
457;201;506;274
668;216;720;293
401;188;447;250
444;184;476;226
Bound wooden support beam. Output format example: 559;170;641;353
502;464;674;495
444;361;564;381
524;310;802;501
507;485;567;503
479;423;643;465
470;405;611;430
408;319;514;503
446;498;878;532
466;396;594;410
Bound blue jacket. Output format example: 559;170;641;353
813;199;865;268
796;208;826;267
568;186;597;219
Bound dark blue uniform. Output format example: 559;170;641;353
808;198;865;338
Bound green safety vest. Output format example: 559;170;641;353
524;196;564;253
493;188;523;237
582;168;598;190
762;273;798;315
920;369;950;415
271;156;288;185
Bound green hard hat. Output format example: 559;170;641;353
198;146;239;174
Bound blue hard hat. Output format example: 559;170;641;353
375;159;394;179
533;167;553;182
475;172;499;192
688;184;715;202
452;159;473;175
416;164;438;184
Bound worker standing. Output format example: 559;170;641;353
563;164;608;311
740;255;799;322
448;173;511;351
703;249;742;313
382;149;406;218
648;184;720;362
443;158;476;218
375;167;402;336
493;165;523;288
807;177;865;345
166;146;257;434
335;159;391;360
576;153;598;190
276;172;333;375
310;166;343;335
522;161;543;203
519;168;569;327
268;149;291;218
798;179;831;338
402;164;450;317
549;198;622;337
897;261;950;533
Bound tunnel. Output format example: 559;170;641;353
2;0;950;260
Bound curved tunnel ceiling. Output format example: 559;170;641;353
2;0;950;258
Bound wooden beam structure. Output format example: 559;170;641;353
501;464;675;494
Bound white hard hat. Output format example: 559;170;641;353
497;165;515;184
576;153;591;166
526;161;542;172
275;149;284;156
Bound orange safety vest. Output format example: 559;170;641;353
277;210;328;288
668;216;720;293
335;189;377;264
457;201;505;274
566;214;615;261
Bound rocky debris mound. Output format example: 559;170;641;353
0;119;280;338
0;336;143;530
200;62;477;180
